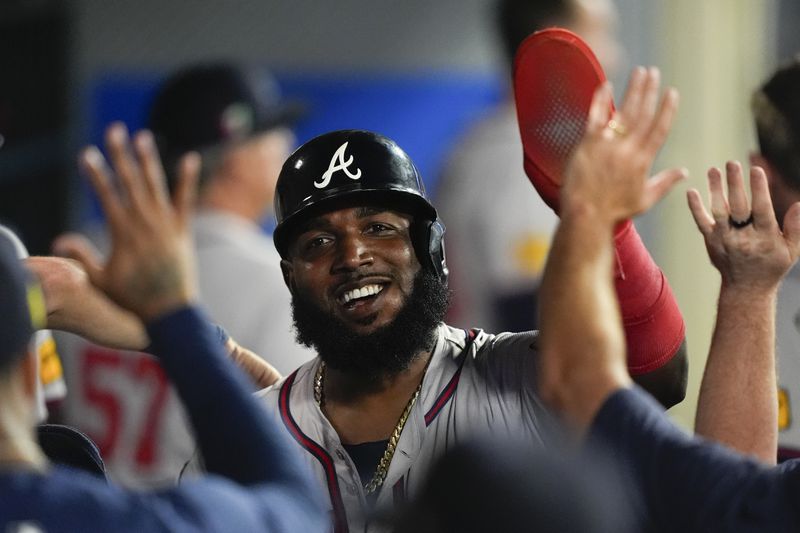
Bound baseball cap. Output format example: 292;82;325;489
148;63;304;163
0;235;45;369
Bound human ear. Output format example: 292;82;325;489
280;259;296;295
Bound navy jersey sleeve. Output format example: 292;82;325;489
144;306;326;531
589;386;800;532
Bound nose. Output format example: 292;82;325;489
331;232;373;273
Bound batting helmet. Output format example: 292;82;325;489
273;130;448;283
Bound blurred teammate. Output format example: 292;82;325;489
147;63;314;372
0;224;66;422
438;0;621;332
747;58;800;461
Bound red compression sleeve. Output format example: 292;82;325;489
613;220;685;375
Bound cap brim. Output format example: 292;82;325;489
255;99;308;132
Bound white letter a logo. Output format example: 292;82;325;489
315;142;362;189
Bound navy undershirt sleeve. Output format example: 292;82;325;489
589;386;800;532
0;305;326;532
145;306;322;496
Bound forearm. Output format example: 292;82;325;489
539;208;632;431
695;285;778;464
27;256;151;350
225;338;282;389
613;222;687;404
49;296;149;350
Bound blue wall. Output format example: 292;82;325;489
86;70;504;226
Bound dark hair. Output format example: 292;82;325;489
495;0;576;67
752;56;800;191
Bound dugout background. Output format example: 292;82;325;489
0;0;797;428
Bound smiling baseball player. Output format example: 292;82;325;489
241;76;686;531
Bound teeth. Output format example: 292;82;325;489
342;284;383;304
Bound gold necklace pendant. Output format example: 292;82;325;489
313;361;424;495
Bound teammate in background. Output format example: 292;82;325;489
745;58;800;462
219;67;686;531
437;0;621;333
147;63;314;373
537;66;800;531
54;63;313;487
0;224;67;422
0;227;103;477
0;126;325;531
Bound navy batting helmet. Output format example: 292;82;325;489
273;130;448;283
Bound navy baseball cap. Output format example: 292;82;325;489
0;236;45;369
148;63;304;163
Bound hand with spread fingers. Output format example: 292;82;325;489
537;67;686;430
687;162;800;292
77;122;201;321
689;162;800;463
562;67;687;226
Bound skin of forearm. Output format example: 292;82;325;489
225;339;282;389
695;284;778;464
29;254;283;388
538;208;633;432
51;299;150;350
28;256;151;350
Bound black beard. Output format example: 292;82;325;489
291;269;450;380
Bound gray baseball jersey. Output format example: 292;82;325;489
256;323;554;532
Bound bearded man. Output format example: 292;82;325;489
254;119;686;532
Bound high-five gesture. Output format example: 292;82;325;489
689;162;800;462
687;162;800;291
562;67;686;225
538;67;684;430
75;122;200;321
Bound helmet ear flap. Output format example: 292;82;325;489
413;218;448;286
429;219;449;286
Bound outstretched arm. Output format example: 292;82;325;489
689;162;800;463
27;243;282;389
538;67;684;431
535;68;800;533
75;122;323;528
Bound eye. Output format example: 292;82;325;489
299;234;333;254
365;222;394;235
308;236;331;248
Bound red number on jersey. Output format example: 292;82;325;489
81;346;170;468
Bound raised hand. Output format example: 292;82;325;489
562;67;686;226
77;122;201;321
689;162;800;462
687;162;800;292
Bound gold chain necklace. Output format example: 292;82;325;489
313;361;424;495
